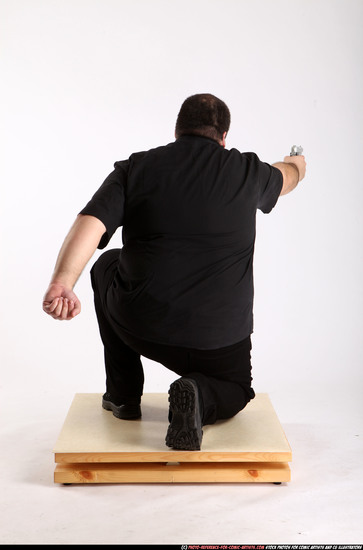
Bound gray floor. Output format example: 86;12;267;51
0;383;362;545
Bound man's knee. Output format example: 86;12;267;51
91;249;120;293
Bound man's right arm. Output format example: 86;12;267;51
42;214;106;320
273;155;306;196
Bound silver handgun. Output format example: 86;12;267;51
290;145;303;156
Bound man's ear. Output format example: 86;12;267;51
222;132;227;147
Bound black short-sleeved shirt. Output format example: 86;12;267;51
80;135;283;349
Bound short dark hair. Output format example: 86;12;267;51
175;93;231;142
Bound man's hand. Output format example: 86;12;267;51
43;282;81;320
283;154;306;182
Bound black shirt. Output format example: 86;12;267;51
80;135;283;349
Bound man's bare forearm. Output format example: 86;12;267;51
50;214;106;289
272;161;299;195
273;155;306;196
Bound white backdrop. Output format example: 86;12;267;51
1;0;362;423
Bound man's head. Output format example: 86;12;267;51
175;93;231;146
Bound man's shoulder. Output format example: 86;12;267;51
117;141;175;164
228;148;259;160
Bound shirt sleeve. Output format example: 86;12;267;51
79;160;129;249
257;160;283;214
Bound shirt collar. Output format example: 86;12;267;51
176;134;222;147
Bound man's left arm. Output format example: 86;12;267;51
42;214;106;320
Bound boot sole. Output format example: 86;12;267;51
165;378;203;450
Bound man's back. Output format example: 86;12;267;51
81;134;283;349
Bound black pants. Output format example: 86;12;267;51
91;249;255;425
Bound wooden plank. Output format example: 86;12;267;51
55;449;290;464
53;393;292;464
54;461;291;484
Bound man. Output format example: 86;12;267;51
43;93;306;451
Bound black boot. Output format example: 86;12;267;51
102;393;141;420
165;378;203;450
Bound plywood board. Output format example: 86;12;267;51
54;393;291;464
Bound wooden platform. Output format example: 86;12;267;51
53;393;292;484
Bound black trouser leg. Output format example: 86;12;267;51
185;338;255;424
91;250;144;405
118;332;255;425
